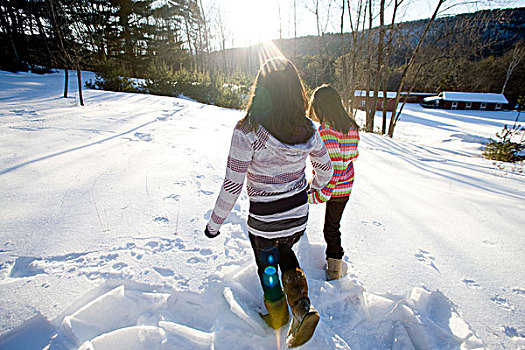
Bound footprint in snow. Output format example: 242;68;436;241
462;279;481;289
491;295;514;311
360;220;385;230
187;257;203;264
134;132;152;142
173;238;186;250
10;109;38;116
414;249;440;273
8;257;45;278
164;194;181;203
503;325;525;339
99;253;118;262
112;262;128;270
131;251;143;260
200;248;213;256
512;288;525;297
482;239;497;247
153;267;175;277
153;216;169;224
194;179;214;196
146;241;159;249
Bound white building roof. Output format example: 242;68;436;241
354;90;434;99
441;92;508;104
355;90;398;98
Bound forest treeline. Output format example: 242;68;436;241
1;1;524;136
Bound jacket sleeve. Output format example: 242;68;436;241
206;126;253;235
307;130;333;204
309;127;340;204
348;129;360;162
309;128;360;204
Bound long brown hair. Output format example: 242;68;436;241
308;85;359;134
241;57;314;145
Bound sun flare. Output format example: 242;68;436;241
256;40;286;66
223;0;282;46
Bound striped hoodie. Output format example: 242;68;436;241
207;121;333;239
308;122;359;204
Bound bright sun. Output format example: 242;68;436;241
222;0;282;47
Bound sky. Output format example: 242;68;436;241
204;0;525;48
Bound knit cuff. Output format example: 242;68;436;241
205;222;221;238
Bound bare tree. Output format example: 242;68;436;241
214;7;230;74
502;40;525;94
293;0;297;59
387;0;446;138
305;0;334;86
47;0;84;105
381;0;403;134
363;0;373;131
339;0;347;104
344;0;367;115
367;0;386;133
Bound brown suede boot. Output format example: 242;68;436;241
282;268;320;348
261;296;289;329
326;258;343;281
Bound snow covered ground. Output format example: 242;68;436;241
0;70;523;350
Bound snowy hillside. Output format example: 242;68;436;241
0;70;523;350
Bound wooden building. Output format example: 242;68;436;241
354;91;435;112
420;92;509;111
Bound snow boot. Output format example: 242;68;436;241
326;258;343;281
261;296;289;329
282;268;320;348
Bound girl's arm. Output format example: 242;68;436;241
307;131;333;203
348;129;360;161
206;126;253;237
308;127;343;204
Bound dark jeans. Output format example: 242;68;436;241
324;196;349;259
249;230;304;301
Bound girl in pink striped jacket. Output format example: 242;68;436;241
307;85;360;281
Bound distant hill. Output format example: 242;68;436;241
217;7;525;71
212;7;524;103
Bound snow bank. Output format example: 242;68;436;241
55;257;484;350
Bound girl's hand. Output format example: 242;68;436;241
205;225;220;238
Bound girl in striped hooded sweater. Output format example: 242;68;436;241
205;58;333;347
307;85;360;281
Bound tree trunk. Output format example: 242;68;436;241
364;0;374;132
0;7;20;63
340;0;348;109
501;41;525;94
293;0;297;60
64;68;68;98
382;0;401;134
346;0;365;116
77;68;84;106
369;0;386;131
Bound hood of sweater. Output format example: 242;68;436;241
260;124;318;162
